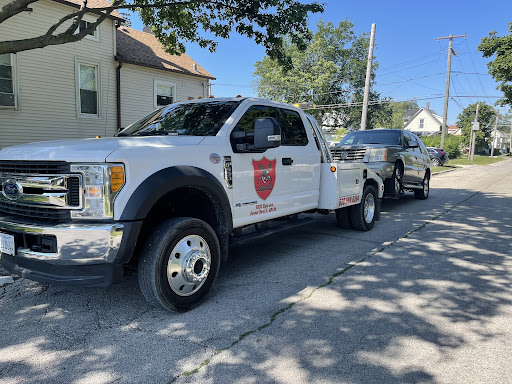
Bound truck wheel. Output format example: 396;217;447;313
138;217;221;312
414;173;430;200
350;184;377;231
335;207;352;229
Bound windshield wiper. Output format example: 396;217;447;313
135;130;178;136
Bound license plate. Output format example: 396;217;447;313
0;232;15;256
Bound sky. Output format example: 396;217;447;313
128;0;512;125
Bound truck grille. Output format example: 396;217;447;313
0;201;70;221
0;161;70;175
331;148;367;162
0;161;81;222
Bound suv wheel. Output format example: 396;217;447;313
414;173;430;200
431;157;441;166
391;163;404;197
138;217;221;312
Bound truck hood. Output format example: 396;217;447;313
0;136;205;162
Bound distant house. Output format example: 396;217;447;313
490;129;509;152
448;125;462;136
403;102;443;136
0;0;214;149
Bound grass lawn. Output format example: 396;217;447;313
431;155;508;174
449;155;508;166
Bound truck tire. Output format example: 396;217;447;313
414;173;430;200
350;184;377;231
138;217;221;312
335;207;352;229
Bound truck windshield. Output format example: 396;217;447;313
118;100;241;137
339;130;402;146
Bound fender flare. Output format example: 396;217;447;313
120;166;233;236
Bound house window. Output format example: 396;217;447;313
0;54;16;108
78;17;99;40
154;81;175;108
77;61;100;117
419;118;424;129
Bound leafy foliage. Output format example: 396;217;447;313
374;100;419;129
0;0;323;66
478;22;512;107
421;134;463;159
253;19;386;130
456;102;496;152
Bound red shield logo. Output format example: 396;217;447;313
252;157;276;200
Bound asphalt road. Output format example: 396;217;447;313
1;159;511;384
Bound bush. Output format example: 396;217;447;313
420;134;463;158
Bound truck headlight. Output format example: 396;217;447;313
368;148;387;162
70;164;125;219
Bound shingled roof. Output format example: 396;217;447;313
53;0;123;20
116;26;215;80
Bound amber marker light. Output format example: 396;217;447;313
110;166;125;192
330;166;336;172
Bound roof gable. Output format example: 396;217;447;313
116;27;215;80
53;0;123;20
403;107;443;130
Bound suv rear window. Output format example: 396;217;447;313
339;130;402;146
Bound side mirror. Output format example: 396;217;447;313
254;117;281;149
408;140;419;148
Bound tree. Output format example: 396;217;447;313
253;19;386;130
456;102;496;152
374;100;419;129
0;0;323;68
478;22;512;107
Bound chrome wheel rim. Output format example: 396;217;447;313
424;177;429;197
167;235;211;297
363;193;375;223
394;168;402;193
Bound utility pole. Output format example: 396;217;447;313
491;109;499;156
360;23;376;131
435;33;466;149
469;103;479;161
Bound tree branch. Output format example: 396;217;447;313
0;0;38;24
0;2;113;54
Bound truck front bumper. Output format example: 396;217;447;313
0;219;137;287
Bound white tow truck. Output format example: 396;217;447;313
0;98;383;311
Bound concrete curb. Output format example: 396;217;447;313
432;167;460;176
0;275;14;287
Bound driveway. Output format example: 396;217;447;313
1;159;511;384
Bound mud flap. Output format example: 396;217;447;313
375;198;382;221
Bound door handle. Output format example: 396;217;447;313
282;158;293;166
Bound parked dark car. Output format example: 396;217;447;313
331;129;431;200
427;147;449;166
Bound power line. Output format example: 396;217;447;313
377;73;445;86
452;71;491;76
464;38;493;105
304;94;502;110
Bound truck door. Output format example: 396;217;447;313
229;104;320;228
402;131;419;183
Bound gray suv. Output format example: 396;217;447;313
331;129;431;199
